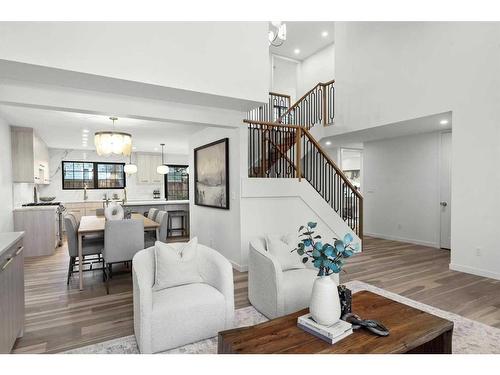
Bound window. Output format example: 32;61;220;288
62;161;126;190
164;165;189;200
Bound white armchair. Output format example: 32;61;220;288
132;243;234;353
248;237;339;320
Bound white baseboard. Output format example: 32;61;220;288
229;260;248;273
364;232;440;249
449;263;500;281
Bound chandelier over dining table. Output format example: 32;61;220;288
94;117;132;156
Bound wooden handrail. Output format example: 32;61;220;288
301;128;363;200
278;79;335;124
269;91;291;100
244;119;300;129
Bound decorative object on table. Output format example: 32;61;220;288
294;222;360;326
194;138;229;209
153;189;161;199
342;313;390;337
104;202;124;221
124;208;132;220
338;284;352;316
94;117;132;157
156;143;170;175
297;313;353;344
39;196;56;202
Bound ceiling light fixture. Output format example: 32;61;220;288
440;119;449;125
156;143;169;175
325;140;332;146
269;21;287;47
124;153;138;175
94;117;132;156
294;48;301;55
321;31;329;37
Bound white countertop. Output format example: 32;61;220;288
123;200;189;206
13;206;59;212
0;232;24;257
62;199;189;205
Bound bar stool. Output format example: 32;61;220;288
167;210;189;237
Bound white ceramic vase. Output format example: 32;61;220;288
309;275;341;326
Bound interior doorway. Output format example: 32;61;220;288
340;148;362;192
439;131;452;249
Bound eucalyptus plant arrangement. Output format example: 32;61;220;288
293;222;360;277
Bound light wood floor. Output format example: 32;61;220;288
12;236;500;353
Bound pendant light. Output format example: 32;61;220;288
157;143;169;175
94;117;132;156
124;152;137;175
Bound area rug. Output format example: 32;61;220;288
64;280;500;354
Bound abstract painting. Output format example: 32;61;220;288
194;138;229;209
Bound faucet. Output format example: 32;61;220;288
83;184;88;201
33;184;39;203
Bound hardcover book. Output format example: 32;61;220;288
297;313;353;344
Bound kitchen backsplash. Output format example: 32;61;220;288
13;148;188;205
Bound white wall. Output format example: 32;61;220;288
240;178;361;270
27;148;188;205
335;22;500;279
271;55;298;101
0;117;13;232
297;44;335;96
363;132;443;247
0;22;269;103
188;126;242;267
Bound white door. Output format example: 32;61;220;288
439;132;452;249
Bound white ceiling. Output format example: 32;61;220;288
269;21;335;61
322;112;453;148
0;104;205;154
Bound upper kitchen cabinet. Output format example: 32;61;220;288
11;127;50;184
136;153;163;184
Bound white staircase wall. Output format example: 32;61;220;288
239;177;361;270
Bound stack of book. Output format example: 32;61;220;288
297;313;353;344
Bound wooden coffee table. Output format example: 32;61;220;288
218;291;453;354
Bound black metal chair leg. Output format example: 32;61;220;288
67;257;74;285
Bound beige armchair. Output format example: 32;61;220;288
132;243;234;353
248;237;339;319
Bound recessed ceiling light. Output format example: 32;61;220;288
440;119;449;125
154;147;158;151
325;140;332;146
321;31;328;37
132;146;137;150
294;48;300;54
82;129;89;133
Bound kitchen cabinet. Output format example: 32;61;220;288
0;233;25;353
13;207;58;257
11;127;50;184
136;153;163;184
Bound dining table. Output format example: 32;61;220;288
77;213;160;290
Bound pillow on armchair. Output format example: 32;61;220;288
153;237;203;291
265;233;305;271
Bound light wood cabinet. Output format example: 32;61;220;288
136;153;163;184
11;127;50;184
13;208;57;257
0;236;24;353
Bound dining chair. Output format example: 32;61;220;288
103;219;145;294
155;210;168;243
64;216;104;285
147;208;159;221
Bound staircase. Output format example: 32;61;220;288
245;80;363;239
